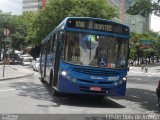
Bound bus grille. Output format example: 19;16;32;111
73;68;119;76
78;79;113;84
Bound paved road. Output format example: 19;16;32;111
0;65;159;118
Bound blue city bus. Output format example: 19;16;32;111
39;17;130;97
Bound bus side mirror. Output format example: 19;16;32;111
127;67;130;71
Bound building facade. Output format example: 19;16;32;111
107;0;150;33
107;0;125;23
22;0;46;13
124;0;150;33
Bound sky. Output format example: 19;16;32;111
150;14;160;32
0;0;22;15
0;0;160;32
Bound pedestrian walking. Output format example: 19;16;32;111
145;65;148;73
141;64;144;72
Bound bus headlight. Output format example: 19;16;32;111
61;71;77;83
61;71;67;76
123;76;127;81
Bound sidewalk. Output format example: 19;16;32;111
0;65;34;80
130;62;160;69
128;62;160;76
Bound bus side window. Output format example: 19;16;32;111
47;39;51;55
52;34;58;57
44;42;47;56
40;44;44;64
46;39;51;66
48;35;55;64
50;34;55;54
61;34;66;60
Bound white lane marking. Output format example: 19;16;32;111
0;89;15;92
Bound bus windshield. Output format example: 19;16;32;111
62;32;128;68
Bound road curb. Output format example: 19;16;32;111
0;73;34;81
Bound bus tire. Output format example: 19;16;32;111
40;77;45;83
40;72;45;83
49;72;53;87
158;95;160;108
50;71;60;96
52;87;59;96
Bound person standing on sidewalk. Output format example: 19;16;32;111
145;64;148;73
141;64;144;72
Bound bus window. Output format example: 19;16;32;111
50;35;55;54
79;34;98;66
117;40;128;67
47;40;51;55
62;32;128;68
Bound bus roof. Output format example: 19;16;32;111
42;17;129;43
65;17;129;28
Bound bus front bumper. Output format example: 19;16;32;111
57;76;127;96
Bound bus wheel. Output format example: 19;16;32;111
49;72;53;87
52;87;59;96
40;72;45;83
50;72;59;96
158;95;160;108
40;77;45;83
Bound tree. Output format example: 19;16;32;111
27;0;116;45
0;11;28;50
10;15;27;50
21;12;39;45
126;0;160;17
129;31;160;64
129;32;143;64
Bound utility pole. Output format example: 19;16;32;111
3;28;10;77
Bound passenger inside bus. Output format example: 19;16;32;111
73;43;80;57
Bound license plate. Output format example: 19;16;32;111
90;86;101;91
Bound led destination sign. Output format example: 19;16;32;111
75;21;112;32
67;20;129;34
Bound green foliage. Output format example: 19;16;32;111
0;11;25;50
129;46;137;60
26;0;116;45
129;32;142;60
22;12;40;44
129;31;160;60
0;0;117;47
127;0;160;17
0;11;13;38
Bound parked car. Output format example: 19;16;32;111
10;57;22;65
156;80;160;108
20;54;33;59
22;57;32;66
33;58;40;71
10;54;22;65
20;54;33;66
30;59;35;68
